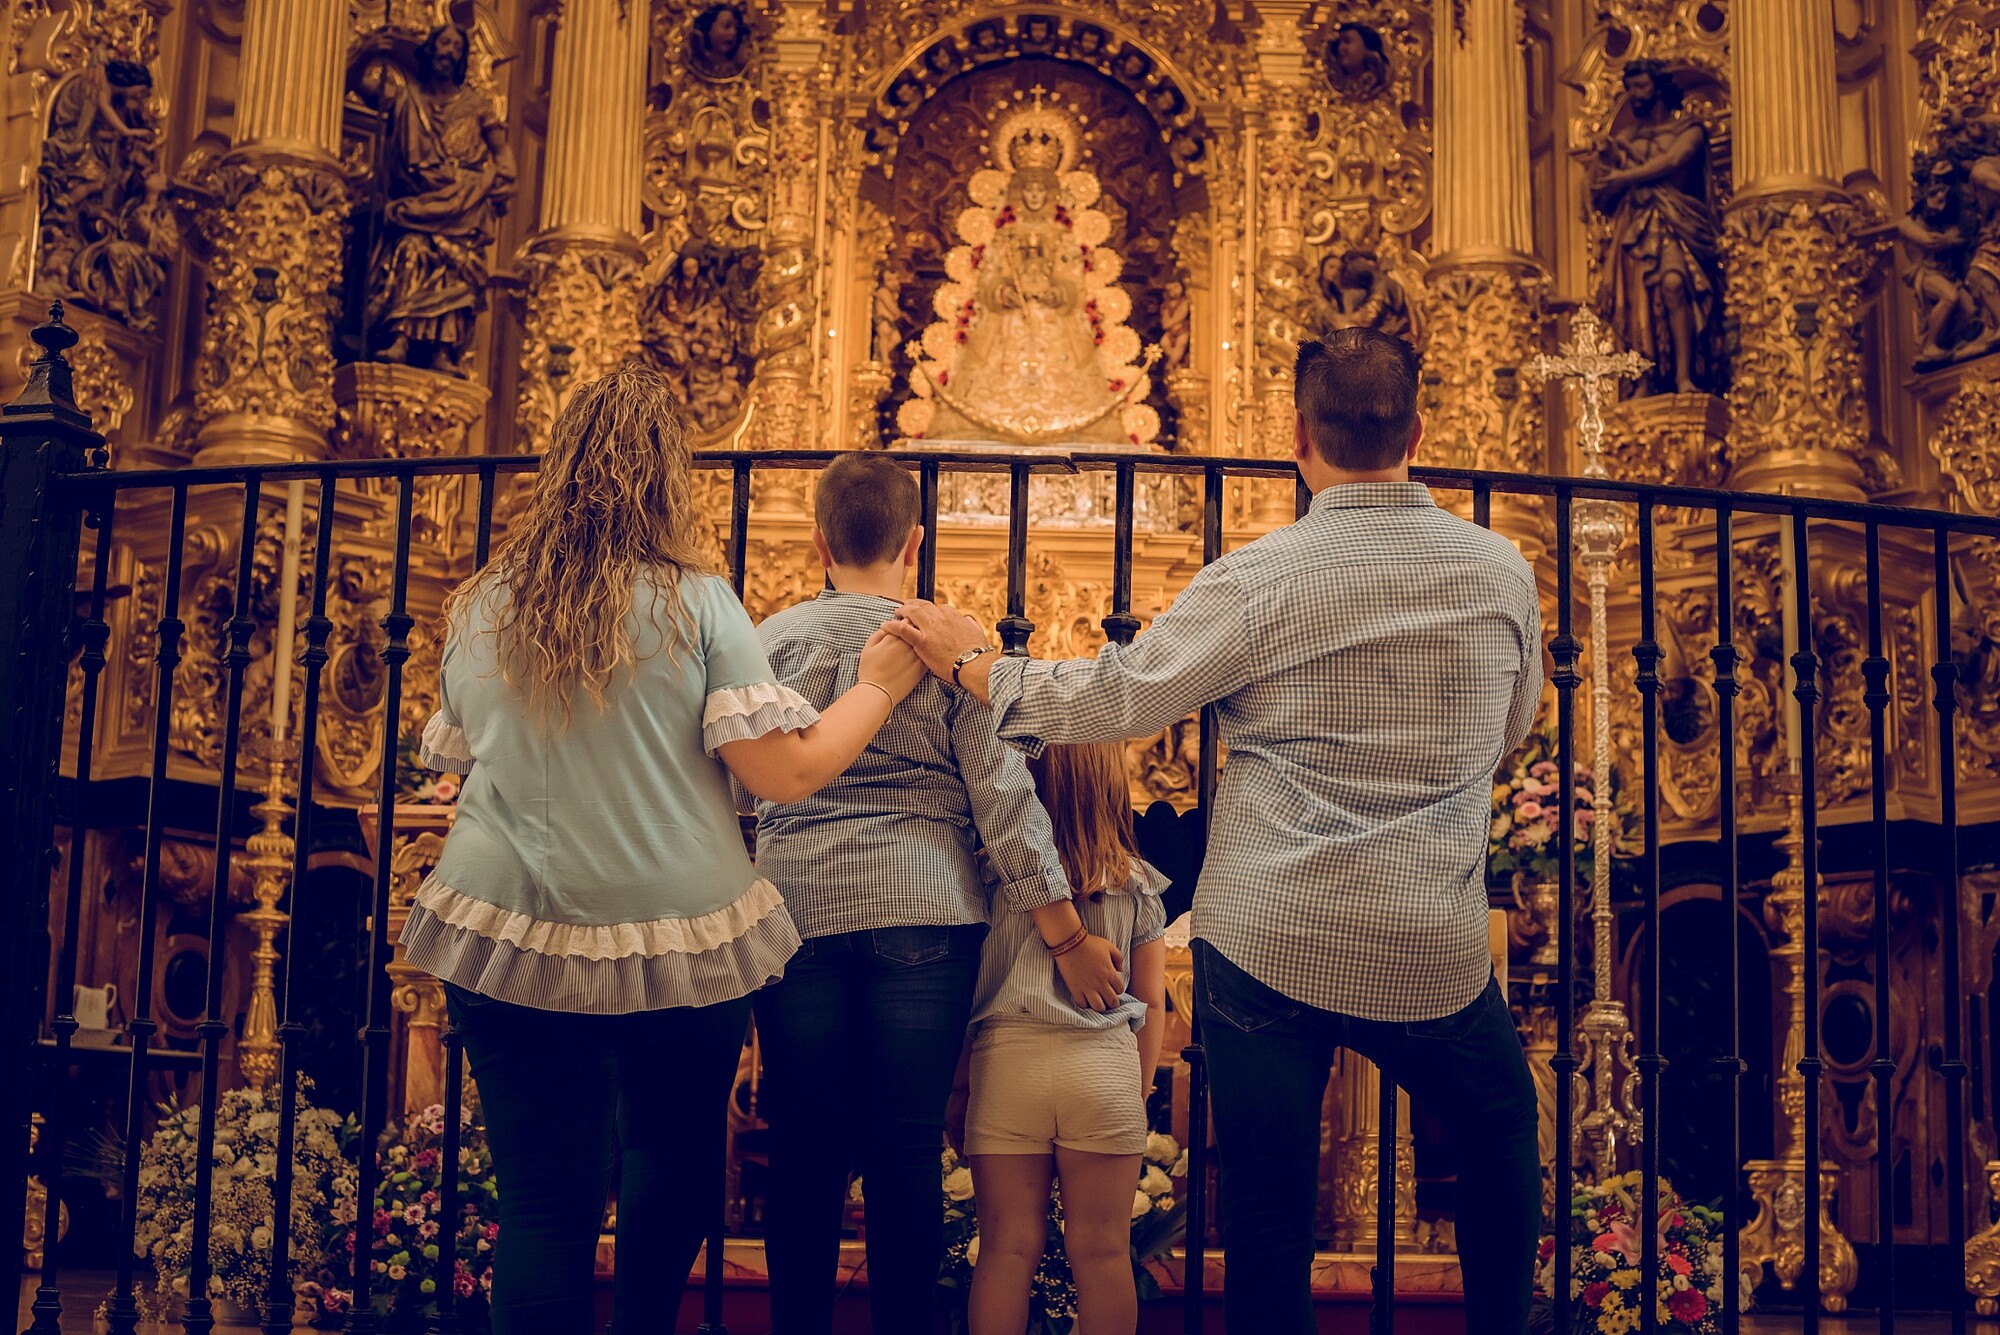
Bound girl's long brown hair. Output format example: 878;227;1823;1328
1028;743;1142;894
446;361;713;727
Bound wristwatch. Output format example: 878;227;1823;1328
951;644;995;689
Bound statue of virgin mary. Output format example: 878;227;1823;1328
898;90;1159;446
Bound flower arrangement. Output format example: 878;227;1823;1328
1489;733;1620;885
1532;1173;1748;1334
320;1101;500;1332
132;1078;354;1318
931;1131;1188;1333
394;733;461;806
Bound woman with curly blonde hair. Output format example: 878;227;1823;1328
401;361;924;1334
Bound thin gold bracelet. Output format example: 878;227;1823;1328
854;679;896;707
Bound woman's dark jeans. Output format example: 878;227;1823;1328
446;983;753;1335
753;924;985;1335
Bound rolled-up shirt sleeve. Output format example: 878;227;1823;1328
986;559;1258;748
950;693;1071;913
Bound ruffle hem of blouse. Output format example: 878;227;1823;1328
400;876;802;1015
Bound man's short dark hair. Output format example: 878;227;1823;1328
815;451;921;566
1294;328;1422;471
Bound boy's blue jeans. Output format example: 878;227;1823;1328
755;923;984;1335
1194;941;1541;1335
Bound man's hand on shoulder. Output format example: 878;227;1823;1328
887;600;990;679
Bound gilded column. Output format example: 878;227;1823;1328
1721;0;1874;500
1424;0;1545;495
1246;2;1311;522
514;0;648;451
181;0;350;464
746;2;827;451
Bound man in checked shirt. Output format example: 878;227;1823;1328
888;327;1545;1335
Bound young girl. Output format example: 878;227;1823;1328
401;361;925;1334
954;742;1170;1335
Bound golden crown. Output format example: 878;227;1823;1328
990;86;1080;175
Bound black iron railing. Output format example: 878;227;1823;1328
4;306;1996;1335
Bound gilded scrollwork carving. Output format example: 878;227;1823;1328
1721;196;1890;483
1932;376;2000;515
644;1;770;260
1300;1;1431;246
514;242;644;454
174;156;350;435
1420;265;1543;472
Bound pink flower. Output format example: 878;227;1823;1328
404;1203;426;1225
1516;801;1544;822
1667;1289;1708;1323
432;777;460;802
483;1222;500;1242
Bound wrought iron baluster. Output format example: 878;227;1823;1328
474;461;497;569
1183;463;1225;1335
264;473;341;1335
729;459;752;600
184;478;267;1335
998;462;1034;654
1858;522;1894;1335
1635;502;1664;1335
1472;482;1491;531
1933;525;1969;1335
918;459;939;602
1711;509;1744;1335
348;476;419;1335
104;484;191;1335
1793;510;1824;1332
1198;467;1221;819
1372;1073;1396;1335
1103;461;1140;646
1296;472;1311;521
1550;488;1580;1335
24;498;116;1335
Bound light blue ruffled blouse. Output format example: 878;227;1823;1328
399;569;820;1014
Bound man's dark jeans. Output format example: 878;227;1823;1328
1193;941;1540;1335
755;923;984;1335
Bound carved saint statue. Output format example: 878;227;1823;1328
358;24;517;374
1876;152;1984;366
1305;249;1416;345
1324;23;1391;101
1590;60;1723;396
641;245;759;433
687;4;751;82
37;58;174;331
898;90;1159;446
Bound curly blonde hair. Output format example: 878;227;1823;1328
447;361;714;728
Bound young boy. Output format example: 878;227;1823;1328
749;452;1124;1335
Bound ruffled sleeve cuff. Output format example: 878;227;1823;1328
420;712;474;774
1129;861;1171;947
703;682;821;756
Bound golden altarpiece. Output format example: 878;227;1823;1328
13;0;2000;1311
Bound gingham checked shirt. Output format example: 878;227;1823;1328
751;590;1072;941
986;482;1543;1023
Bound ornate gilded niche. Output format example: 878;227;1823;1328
825;2;1242;456
1293;0;1432;342
854;18;1213;452
639;0;773;441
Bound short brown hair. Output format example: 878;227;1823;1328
1294;328;1421;471
814;451;921;566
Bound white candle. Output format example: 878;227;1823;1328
1778;512;1803;775
269;480;305;744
